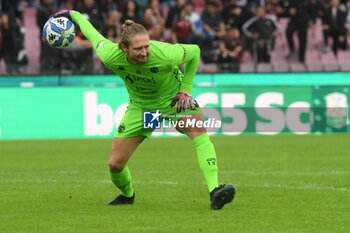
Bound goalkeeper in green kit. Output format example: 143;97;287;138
53;10;235;210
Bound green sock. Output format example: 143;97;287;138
109;166;134;197
193;134;219;193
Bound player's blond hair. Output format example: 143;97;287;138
119;20;148;49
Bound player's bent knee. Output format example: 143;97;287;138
189;131;205;140
184;128;207;140
109;159;126;173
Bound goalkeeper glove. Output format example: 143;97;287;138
171;91;199;113
52;10;74;21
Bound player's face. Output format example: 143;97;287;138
125;34;150;65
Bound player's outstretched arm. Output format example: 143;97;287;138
54;10;116;66
70;11;106;50
179;44;200;94
54;10;106;51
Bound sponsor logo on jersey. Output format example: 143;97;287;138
136;87;158;94
133;76;156;85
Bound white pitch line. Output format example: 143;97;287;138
157;181;178;185
1;179;348;192
239;183;350;192
100;180;179;185
0;170;347;176
219;170;348;176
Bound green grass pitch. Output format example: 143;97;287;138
1;134;349;233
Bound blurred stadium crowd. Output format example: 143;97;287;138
2;0;350;75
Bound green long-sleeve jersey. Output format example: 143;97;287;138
71;11;200;108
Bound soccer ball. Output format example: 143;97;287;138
43;17;75;49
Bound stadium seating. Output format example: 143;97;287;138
24;7;40;66
8;5;350;74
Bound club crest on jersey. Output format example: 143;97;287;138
118;66;125;71
136;70;141;75
150;67;159;73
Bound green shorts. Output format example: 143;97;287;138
114;102;203;139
